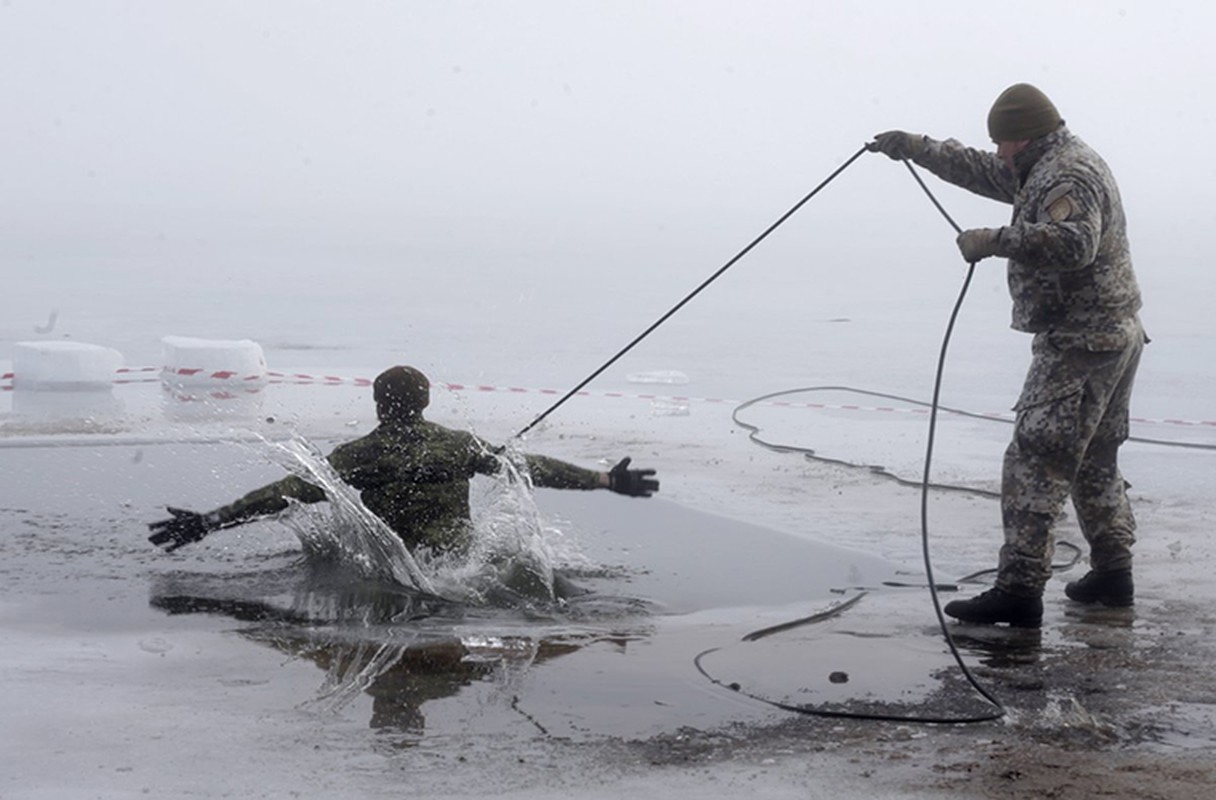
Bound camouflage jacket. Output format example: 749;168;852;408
911;126;1141;335
212;417;603;553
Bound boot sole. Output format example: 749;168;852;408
1065;588;1128;607
1065;594;1134;607
946;615;1042;628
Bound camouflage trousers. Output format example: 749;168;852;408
996;317;1146;597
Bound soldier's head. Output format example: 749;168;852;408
373;366;430;422
987;83;1061;169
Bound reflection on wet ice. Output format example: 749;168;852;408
148;559;652;737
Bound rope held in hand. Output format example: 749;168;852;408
522;142;1014;723
514;145;871;439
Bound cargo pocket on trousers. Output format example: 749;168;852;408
1012;377;1086;457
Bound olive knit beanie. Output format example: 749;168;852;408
987;83;1061;142
374;365;431;419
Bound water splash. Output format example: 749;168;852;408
259;433;581;606
263;434;436;595
426;442;587;605
308;638;416;715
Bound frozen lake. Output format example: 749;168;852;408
3;330;1213;797
5;6;1216;788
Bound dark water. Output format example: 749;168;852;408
2;436;1010;796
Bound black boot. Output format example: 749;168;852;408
1064;569;1134;607
944;588;1043;628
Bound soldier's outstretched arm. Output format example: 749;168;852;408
606;457;659;497
521;453;605;490
869;131;1016;204
147;507;227;552
148;475;326;552
523;454;659;497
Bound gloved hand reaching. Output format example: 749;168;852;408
148;507;223;552
607;457;659;497
867;130;926;161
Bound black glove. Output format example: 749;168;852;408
867;130;926;161
607;457;659;498
148;507;221;552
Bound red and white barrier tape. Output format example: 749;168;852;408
434;381;1216;429
113;366;165;385
2;368;1214;429
266;371;372;386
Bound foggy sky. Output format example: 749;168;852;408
3;1;1214;357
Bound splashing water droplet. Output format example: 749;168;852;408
254;434;581;606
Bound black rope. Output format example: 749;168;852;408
732;386;1001;500
510;143;1010;723
686;153;1012;724
733;385;1216;453
514;145;872;439
511;143;1201;724
913;236;1006;718
729;385;1091;585
712;157;1009;723
721;158;1009;723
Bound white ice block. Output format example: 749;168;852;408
161;336;267;386
12;341;124;389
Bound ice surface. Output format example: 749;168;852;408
10;386;124;420
3;4;1216;796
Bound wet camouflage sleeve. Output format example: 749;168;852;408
520;454;604;490
207;423;469;528
323;422;497;551
443;433;603;490
211;475;327;526
209;418;603;551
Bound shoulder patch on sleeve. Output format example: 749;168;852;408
1042;182;1080;223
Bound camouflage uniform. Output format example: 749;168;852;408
212;418;603;554
909;126;1145;597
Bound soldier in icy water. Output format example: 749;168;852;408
869;83;1145;628
149;365;659;557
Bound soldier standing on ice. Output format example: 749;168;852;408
869;83;1146;628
